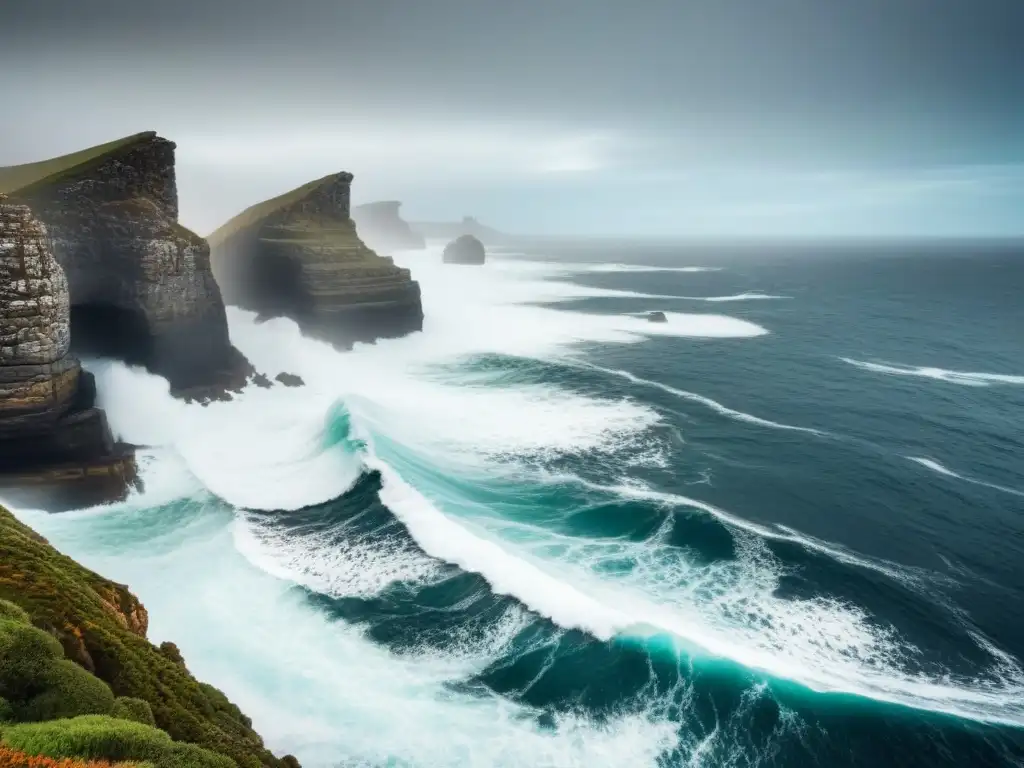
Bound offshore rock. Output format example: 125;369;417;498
209;172;423;348
647;311;668;323
0;132;254;400
442;234;486;265
275;372;305;387
0;196;136;510
352;200;426;254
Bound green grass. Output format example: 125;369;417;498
0;716;236;768
0;506;291;768
0;134;156;196
206;174;347;246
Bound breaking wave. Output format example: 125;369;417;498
841;358;1024;387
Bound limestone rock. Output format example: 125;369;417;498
646;311;668;323
0;196;137;510
0;132;254;400
442;234;486;265
352;200;426;254
209;173;423;348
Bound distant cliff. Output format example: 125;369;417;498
0;132;254;401
208;173;423;348
0;196;136;510
352;201;425;254
409;216;507;245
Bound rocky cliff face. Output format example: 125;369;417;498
209;173;423;348
2;132;253;400
352;200;426;254
0;195;136;510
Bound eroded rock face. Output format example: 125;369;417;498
442;234;486;265
0;196;136;510
210;173;423;348
6;133;253;399
352;200;426;254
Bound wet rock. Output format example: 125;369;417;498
275;372;305;387
646;311;668;323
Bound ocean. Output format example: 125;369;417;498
11;239;1024;767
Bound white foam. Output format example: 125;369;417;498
688;292;789;302
372;464;1024;727
908;457;1024;498
570;361;824;435
841;358;1024;388
86;360;362;511
9;502;679;768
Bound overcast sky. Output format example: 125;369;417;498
2;0;1023;237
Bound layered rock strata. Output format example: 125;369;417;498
0;132;253;400
352;200;426;254
0;196;136;510
209;173;423;348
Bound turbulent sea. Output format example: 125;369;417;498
10;240;1024;767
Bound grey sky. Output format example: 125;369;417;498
2;0;1023;236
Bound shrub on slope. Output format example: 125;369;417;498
0;507;294;768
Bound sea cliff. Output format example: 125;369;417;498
0;133;254;400
208;173;423;348
0;196;136;510
352;200;425;254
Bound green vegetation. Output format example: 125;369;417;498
207;173;345;246
108;702;153;729
17;661;115;723
0;133;156;197
0;507;293;768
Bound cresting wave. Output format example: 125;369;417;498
908;457;1024;499
841;358;1024;387
566;360;826;436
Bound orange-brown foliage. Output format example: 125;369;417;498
0;746;141;768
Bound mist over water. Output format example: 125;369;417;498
10;241;1024;767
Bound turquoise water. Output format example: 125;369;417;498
13;241;1024;766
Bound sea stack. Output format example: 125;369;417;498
442;234;486;265
208;173;423;348
0;132;254;401
352;200;426;254
0;196;136;510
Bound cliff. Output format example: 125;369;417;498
409;216;507;245
0;133;254;401
351;201;425;254
208;173;423;348
0;196;136;511
0;503;297;768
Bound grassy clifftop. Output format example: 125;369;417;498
0;505;293;768
206;173;348;248
0;134;157;197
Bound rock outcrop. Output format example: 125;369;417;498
0;132;254;401
208;173;423;348
442;234;486;265
352;200;426;254
0;196;136;510
646;311;668;323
